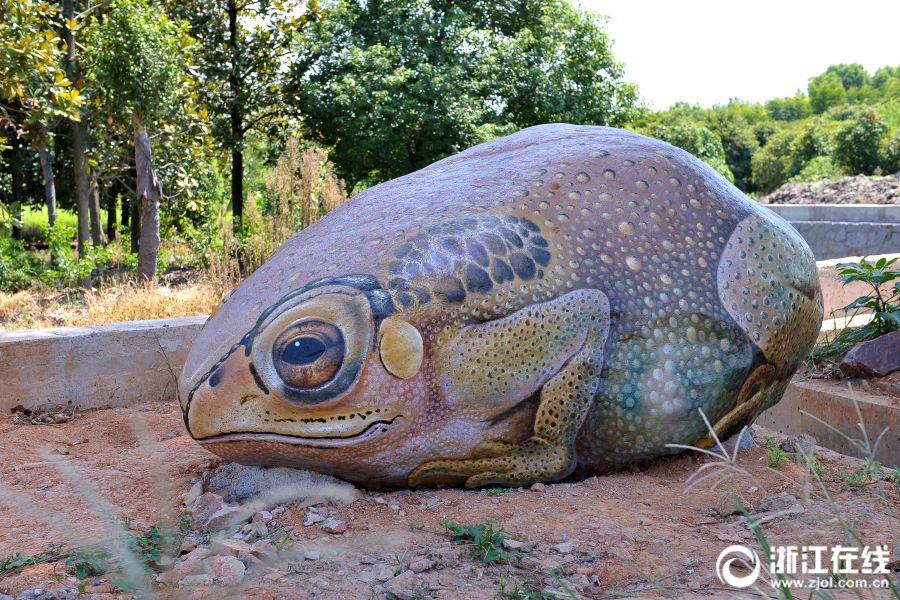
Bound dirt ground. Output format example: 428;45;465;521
0;398;897;599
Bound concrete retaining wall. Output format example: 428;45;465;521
0;316;205;414
816;253;899;316
789;221;898;261
766;204;900;224
763;204;898;260
758;379;899;467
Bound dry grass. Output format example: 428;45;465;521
0;282;222;331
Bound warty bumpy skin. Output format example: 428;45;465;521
178;124;824;488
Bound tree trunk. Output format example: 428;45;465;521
38;146;57;229
121;196;130;228
106;195;117;241
10;133;23;239
228;0;244;234
88;171;107;245
130;198;140;253
133;113;161;282
63;0;90;257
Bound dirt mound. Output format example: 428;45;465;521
759;174;900;205
1;398;897;598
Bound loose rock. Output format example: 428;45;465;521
840;330;900;378
209;555;245;585
383;570;421;600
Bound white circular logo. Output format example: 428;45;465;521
716;545;762;588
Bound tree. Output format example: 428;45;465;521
808;72;847;114
834;110;887;175
0;0;82;237
824;63;870;90
290;0;641;188
169;0;305;233
642;120;734;183
86;0;189;281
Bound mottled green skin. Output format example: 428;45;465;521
179;125;823;488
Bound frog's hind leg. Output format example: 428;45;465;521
408;289;611;488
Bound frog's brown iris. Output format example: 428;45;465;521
273;320;344;389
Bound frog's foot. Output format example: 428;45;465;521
696;364;776;449
409;437;573;488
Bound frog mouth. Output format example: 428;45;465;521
194;410;403;448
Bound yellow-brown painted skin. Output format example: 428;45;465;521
179;125;823;488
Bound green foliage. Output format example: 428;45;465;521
442;519;517;564
0;549;59;574
809;71;847;114
789;156;845;183
0;236;44;291
121;517;174;567
291;0;642;187
810;257;900;364
85;0;189;121
642;118;734;182
0;0;84;138
837;256;900;333
763;436;788;468
65;547;109;579
834;110;888;174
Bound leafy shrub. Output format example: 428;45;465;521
880;132;900;173
643;121;734;183
810;256;899;363
0;237;44;291
834;110;888;174
790;156;846;183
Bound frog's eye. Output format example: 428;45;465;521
272;321;344;389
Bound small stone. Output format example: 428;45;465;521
530;482;546;492
179;534;199;554
160;431;178;441
271;506;286;515
409;558;434;573
209;555;245;585
252;510;273;524
359;554;378;564
189;492;225;525
178;573;213;587
373;496;387;505
756;492;799;513
203;505;245;532
383;570;421;600
728;428;756;451
554;541;574;554
304;550;322;561
250;540;278;562
502;539;533;552
780;433;817;456
321;518;347;534
211;538;251;557
375;564;396;582
304;512;326;526
747;486;758;494
388;503;401;510
159;556;206;585
181;546;212;562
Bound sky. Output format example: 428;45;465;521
578;0;900;110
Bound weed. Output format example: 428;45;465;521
121;518;175;567
65;547;109;579
485;487;509;496
763;436;788;468
442;519;518;564
0;549;59;574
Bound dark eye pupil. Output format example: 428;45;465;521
281;337;327;365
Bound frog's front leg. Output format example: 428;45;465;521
409;289;610;488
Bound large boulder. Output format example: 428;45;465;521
839;330;900;378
